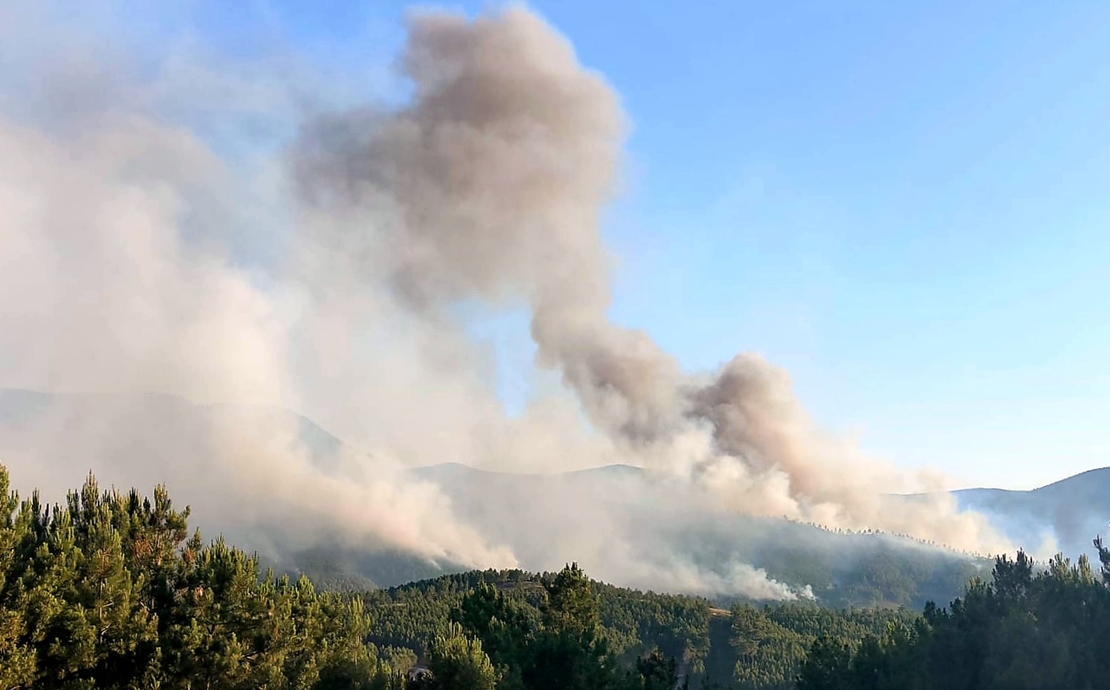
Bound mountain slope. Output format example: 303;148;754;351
409;461;984;608
0;388;1054;607
952;468;1110;557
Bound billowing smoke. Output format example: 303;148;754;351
0;111;515;570
294;6;1006;552
0;2;1007;602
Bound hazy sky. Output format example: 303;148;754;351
12;0;1110;490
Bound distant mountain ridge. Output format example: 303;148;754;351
950;467;1110;558
416;461;1110;559
0;388;1101;606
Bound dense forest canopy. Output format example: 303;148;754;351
2;463;1110;689
796;546;1110;689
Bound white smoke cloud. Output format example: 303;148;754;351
0;2;1010;601
293;5;1009;554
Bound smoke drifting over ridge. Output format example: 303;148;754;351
0;4;1007;599
293;7;1004;550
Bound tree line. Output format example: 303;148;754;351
4;461;1110;689
795;543;1110;689
0;464;706;689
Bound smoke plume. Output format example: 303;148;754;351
294;6;1005;550
0;2;1007;601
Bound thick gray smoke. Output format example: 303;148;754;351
0;3;1008;601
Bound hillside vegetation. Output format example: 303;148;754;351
3;462;1110;689
0;390;993;609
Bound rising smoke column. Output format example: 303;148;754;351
0;0;1009;604
296;5;1007;554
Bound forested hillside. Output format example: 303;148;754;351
0;390;992;609
0;462;852;689
796;546;1110;689
3;462;1110;689
411;462;988;610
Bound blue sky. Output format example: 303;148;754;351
35;0;1110;489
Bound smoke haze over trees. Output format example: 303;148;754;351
0;3;1020;601
3;463;1109;689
